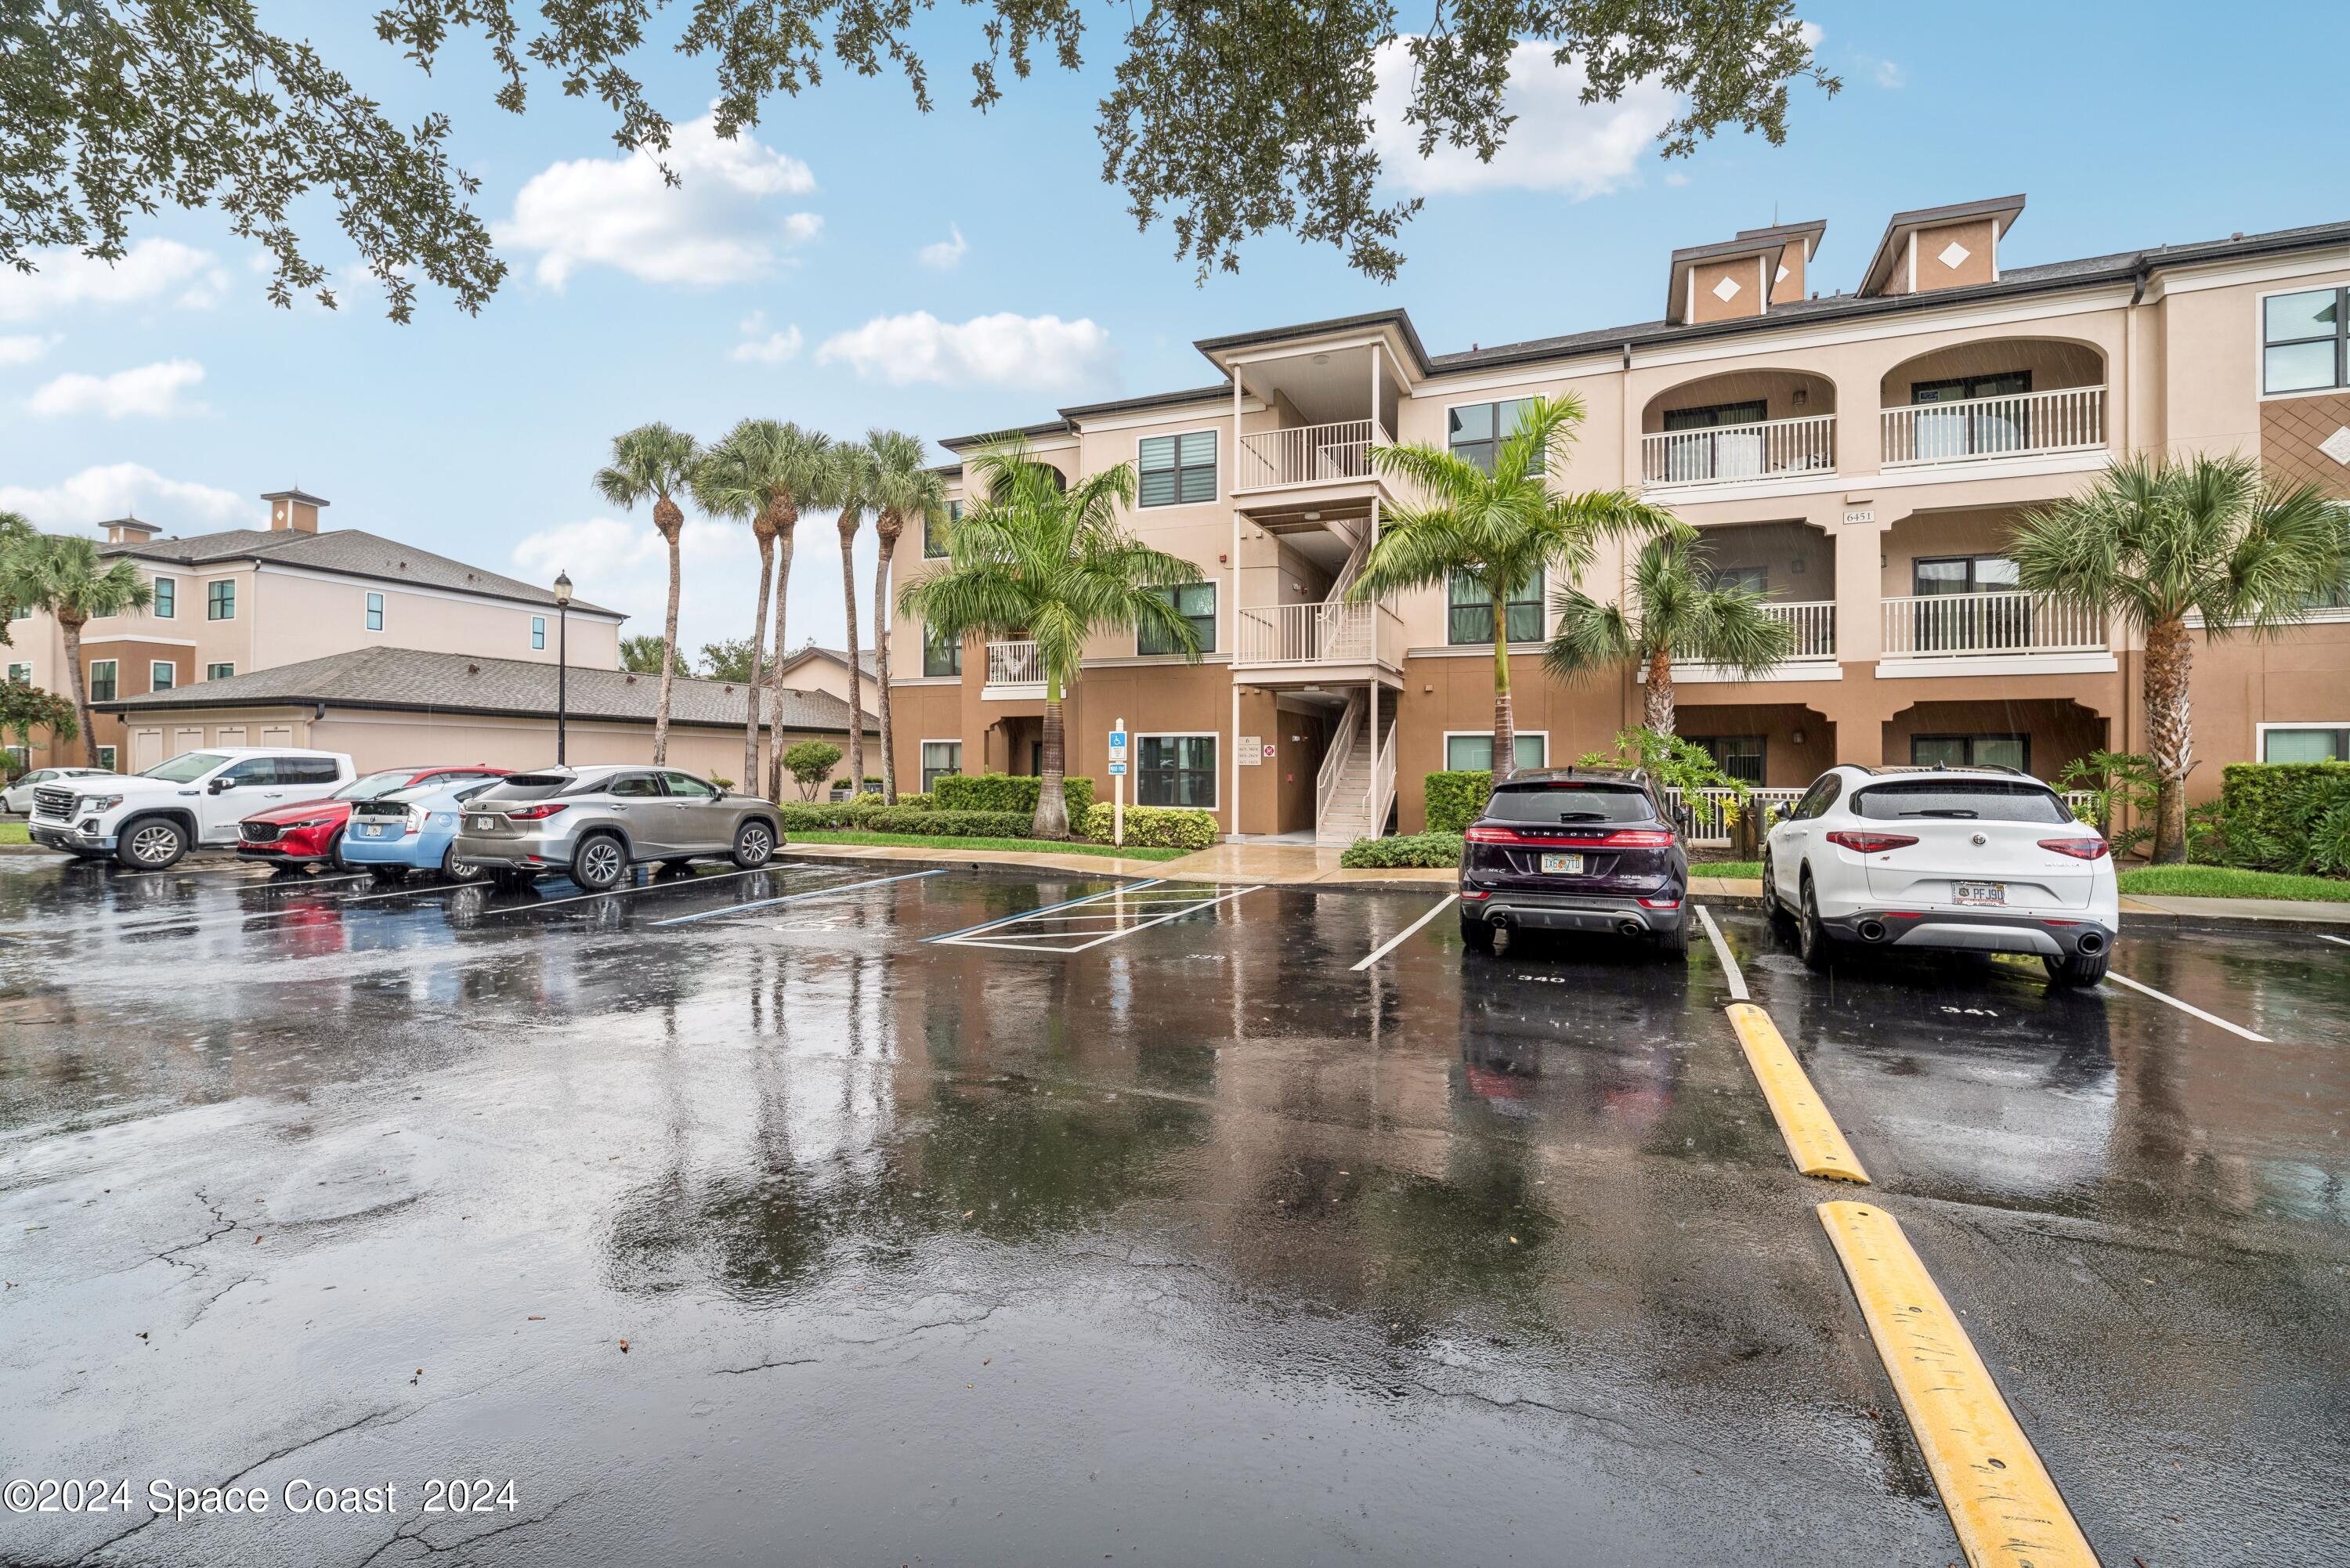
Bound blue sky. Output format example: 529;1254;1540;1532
2;0;2342;657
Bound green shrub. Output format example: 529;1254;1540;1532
777;801;853;830
860;806;1034;836
783;739;842;800
934;771;1095;819
1340;832;1464;869
1423;771;1492;833
2190;763;2350;874
1077;802;1218;850
2055;750;2157;857
891;792;934;811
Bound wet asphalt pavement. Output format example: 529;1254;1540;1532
1;851;2344;1566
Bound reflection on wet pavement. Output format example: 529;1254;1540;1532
1;858;2343;1566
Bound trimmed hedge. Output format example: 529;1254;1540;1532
934;771;1096;819
1340;831;1465;869
2218;762;2350;840
1078;802;1219;851
859;807;1034;836
1423;771;1494;833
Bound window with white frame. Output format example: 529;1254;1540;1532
365;591;385;632
2261;724;2350;763
1445;732;1546;772
6;662;30;684
920;740;963;792
1138;432;1217;507
151;576;175;618
1136;734;1217;807
150;661;175;692
530;616;546;650
2263;287;2348;394
95;745;116;771
206;662;235;681
87;659;118;702
1447;399;1546;475
1138;582;1216;655
206;580;235;620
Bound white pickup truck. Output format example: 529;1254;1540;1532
27;747;356;869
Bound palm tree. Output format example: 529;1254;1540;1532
692;419;833;790
865;429;947;804
2012;454;2348;863
594;421;700;764
1544;529;1798;735
0;510;37;638
825;439;877;801
2;534;151;765
1347;394;1679;782
898;441;1203;838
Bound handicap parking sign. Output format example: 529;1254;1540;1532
1108;761;1127;775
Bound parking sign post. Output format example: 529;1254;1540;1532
1108;721;1129;847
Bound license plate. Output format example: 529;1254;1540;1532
471;817;496;831
1955;881;2006;906
1539;853;1585;875
359;823;388;838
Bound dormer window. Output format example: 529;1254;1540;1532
2264;287;2347;394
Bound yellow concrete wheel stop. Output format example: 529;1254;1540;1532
1723;1003;1868;1183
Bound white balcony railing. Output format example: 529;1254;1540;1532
1233;600;1403;668
1640;414;1836;488
984;639;1043;688
1765;599;1836;659
1236;419;1387;491
1880;385;2106;468
1669;787;2098;847
1879;591;2106;659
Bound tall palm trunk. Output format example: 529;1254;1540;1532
742;518;778;788
59;613;96;767
1036;676;1070;840
2145;614;2194;865
872;514;901;803
1642;644;1676;735
763;514;797;802
837;513;865;797
651;499;684;766
1489;591;1517;783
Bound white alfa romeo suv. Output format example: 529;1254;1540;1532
1762;764;2118;986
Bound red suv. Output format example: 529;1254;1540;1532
238;765;508;869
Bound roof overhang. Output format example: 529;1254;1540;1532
1665;233;1792;323
1860;194;2025;295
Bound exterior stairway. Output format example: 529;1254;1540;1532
1314;717;1377;846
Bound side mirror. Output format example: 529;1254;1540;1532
208;775;234;793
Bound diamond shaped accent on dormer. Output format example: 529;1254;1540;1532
1712;276;1742;303
1938;240;1972;270
2319;425;2350;467
1774;265;1791;284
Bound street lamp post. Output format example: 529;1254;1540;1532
553;570;573;765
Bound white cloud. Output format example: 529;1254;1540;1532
1663;171;1691;189
1371;39;1680;198
0;238;228;322
1869;58;1905;89
1799;20;1824;47
0;334;58;366
27;359;208;419
730;310;804;365
816;311;1115;390
496;113;821;289
0;464;258;533
918;224;969;270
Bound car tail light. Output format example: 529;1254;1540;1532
1465;826;1528;844
504;803;567;822
1637;895;1682;910
2038;836;2110;860
1607;830;1676;847
1826;830;1919;854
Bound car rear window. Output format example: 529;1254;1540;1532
1486;784;1655;825
1852;781;2072;824
475;773;571;804
336;769;419;800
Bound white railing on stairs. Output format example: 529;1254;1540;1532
1365;720;1397;839
1316;693;1364;829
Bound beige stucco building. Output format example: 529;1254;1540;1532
882;198;2350;840
6;489;624;771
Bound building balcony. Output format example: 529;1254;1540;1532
1233;419;1392;504
1231;600;1405;681
982;639;1044;699
1640;414;1837;493
1878;591;2111;676
1878;385;2106;470
1667;598;1838;683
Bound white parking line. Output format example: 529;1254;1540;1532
923;880;1168;943
1350;894;1458;972
486;862;861;919
2318;934;2350;948
651;868;946;927
946;884;1265;953
2105;971;2272;1042
1694;905;1750;1001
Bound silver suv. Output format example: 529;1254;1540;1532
451;765;782;891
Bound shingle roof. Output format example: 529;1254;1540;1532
781;645;878;677
106;528;621;617
92;645;877;733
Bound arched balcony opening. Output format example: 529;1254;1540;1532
1878;339;2108;468
1640;370;1837;488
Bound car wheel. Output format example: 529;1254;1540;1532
1656;916;1689;961
571;833;627;891
1459;912;1495;951
1762;851;1795;933
732;818;776;869
325;829;350;872
439;844;484;883
1798;876;1834;972
116;817;187;869
2042;950;2110;988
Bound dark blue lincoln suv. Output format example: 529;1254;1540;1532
1457;767;1690;959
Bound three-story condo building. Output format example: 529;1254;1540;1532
884;197;2350;840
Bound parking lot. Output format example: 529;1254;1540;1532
3;850;2345;1566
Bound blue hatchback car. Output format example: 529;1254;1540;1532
341;773;511;882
